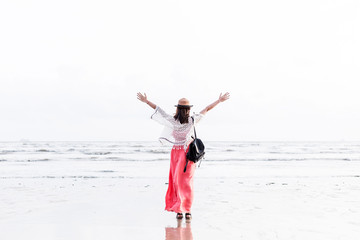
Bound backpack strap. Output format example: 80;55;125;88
183;159;189;173
191;116;197;139
184;117;195;173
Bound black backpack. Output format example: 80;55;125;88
184;117;205;172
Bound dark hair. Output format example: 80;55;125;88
174;107;190;124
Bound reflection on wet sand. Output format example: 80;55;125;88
165;220;193;240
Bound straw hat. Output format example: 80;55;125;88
174;98;193;108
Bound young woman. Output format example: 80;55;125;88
137;92;230;220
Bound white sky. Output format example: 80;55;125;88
0;0;359;141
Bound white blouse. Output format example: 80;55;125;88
151;106;204;149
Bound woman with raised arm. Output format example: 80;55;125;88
137;92;230;220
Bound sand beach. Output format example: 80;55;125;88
1;141;359;239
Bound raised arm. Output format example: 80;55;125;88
200;92;230;115
137;92;156;109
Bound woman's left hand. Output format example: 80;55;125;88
137;92;148;103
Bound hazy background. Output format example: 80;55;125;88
1;0;359;141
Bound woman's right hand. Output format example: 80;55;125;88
200;92;230;114
137;92;148;103
218;92;230;102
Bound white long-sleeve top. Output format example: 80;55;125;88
151;106;204;149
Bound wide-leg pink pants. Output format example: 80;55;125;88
165;145;196;213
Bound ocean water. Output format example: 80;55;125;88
1;141;359;179
1;141;360;162
1;141;360;240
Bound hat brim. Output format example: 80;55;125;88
175;104;193;108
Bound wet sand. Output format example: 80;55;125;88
1;159;360;240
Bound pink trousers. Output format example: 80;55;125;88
165;145;196;213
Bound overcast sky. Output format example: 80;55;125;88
1;0;359;141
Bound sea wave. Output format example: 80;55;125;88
1;141;360;163
36;149;55;152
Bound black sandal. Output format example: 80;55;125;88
176;213;183;219
185;213;192;220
